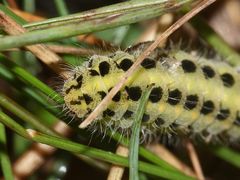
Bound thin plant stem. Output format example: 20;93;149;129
186;141;204;180
0;92;57;136
0;53;64;104
210;146;240;168
0;111;195;180
0;122;14;180
0;0;195;50
129;87;152;180
54;0;69;16
107;145;128;180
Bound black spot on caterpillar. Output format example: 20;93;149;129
125;86;142;101
141;58;156;69
103;108;115;117
200;100;215;115
149;87;163;103
184;95;198;110
89;69;100;76
221;73;235;87
181;59;197;73
62;42;240;142
83;94;93;105
99;61;110;76
167;89;182;105
123;110;134;119
118;58;133;71
201;65;215;79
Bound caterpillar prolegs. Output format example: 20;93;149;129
62;42;240;142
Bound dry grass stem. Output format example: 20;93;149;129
79;0;216;128
186;141;205;180
2;44;97;56
147;144;196;177
107;145;129;180
46;44;96;56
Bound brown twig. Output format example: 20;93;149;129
2;45;104;56
186;141;205;180
46;45;97;56
147;144;197;178
138;13;196;178
79;0;216;128
107;145;129;180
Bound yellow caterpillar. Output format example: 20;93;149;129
62;42;240;142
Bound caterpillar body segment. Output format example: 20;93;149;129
62;43;240;142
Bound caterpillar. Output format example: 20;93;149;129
62;42;240;143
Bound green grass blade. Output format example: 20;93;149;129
0;93;57;136
210;146;240;168
0;62;61;115
24;0;194;30
111;132;178;172
23;0;35;13
0;53;63;104
0;111;30;139
0;122;14;180
29;131;195;180
54;0;69;16
0;0;194;50
2;0;8;6
139;146;177;171
0;5;26;25
0;111;195;180
129;87;152;180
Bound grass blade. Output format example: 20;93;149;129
24;0;194;30
0;111;194;180
0;111;30;139
110;132;179;172
129;87;152;180
210;146;240;168
0;0;194;50
0;53;63;104
0;93;57;136
54;0;69;16
0;122;14;180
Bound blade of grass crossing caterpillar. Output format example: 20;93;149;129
129;86;153;180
